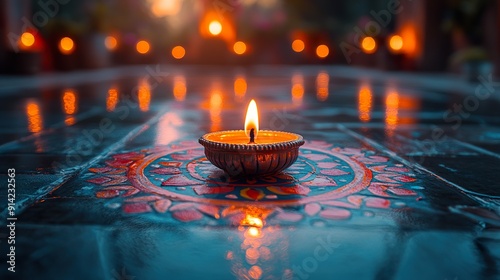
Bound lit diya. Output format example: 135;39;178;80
199;100;304;177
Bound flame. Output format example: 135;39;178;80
244;99;259;140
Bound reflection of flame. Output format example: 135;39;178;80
138;79;151;112
209;91;222;132
358;84;372;122
173;75;187;101
316;72;329;101
26;102;43;133
291;74;304;105
244;100;259;139
106;87;119;112
63;89;77;126
234;76;247;100
385;90;399;135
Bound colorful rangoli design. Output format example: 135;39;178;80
86;140;421;225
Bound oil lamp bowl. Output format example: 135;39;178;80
199;130;304;177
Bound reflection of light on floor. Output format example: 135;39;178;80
385;90;399;135
316;71;329;101
173;75;187;101
26;101;43;133
234;76;247;101
291;74;304;105
156;112;183;145
398;94;420;125
358;84;372;122
138;79;151;112
106;87;119;112
210;91;222;132
63;89;78;126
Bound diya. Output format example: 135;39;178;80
199;100;304;177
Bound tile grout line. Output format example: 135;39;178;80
0;110;167;222
336;124;498;207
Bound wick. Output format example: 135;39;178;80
249;128;255;144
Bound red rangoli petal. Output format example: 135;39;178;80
304;203;322;216
161;175;202;186
96;189;120;198
153;199;172;213
172;209;204;222
365;197;391;208
123;203;152;214
150;167;181;175
388;187;417;196
193;185;234;195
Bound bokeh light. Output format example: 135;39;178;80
172;46;185;59
105;36;118;51
316;44;329;58
292;39;305;53
19;32;35;50
208;20;222;36
233;41;247;55
59;37;75;55
388;35;404;53
361;37;377;54
136;40;150;54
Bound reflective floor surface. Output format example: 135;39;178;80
0;65;499;280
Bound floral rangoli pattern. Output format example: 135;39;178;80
85;141;421;225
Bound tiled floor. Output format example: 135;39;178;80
0;65;499;280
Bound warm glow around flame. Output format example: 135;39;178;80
208;20;222;36
244;99;259;139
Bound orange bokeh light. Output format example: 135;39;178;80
19;32;35;50
233;41;247;55
388;35;404;53
361;37;377;54
59;37;75;55
105;36;118;51
208;20;222;36
316;44;329;58
136;40;150;54
171;46;186;59
292;39;305;53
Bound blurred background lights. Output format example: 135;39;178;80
150;0;183;17
19;32;35;50
105;36;118;51
316;44;329;58
136;40;150;54
59;37;75;55
291;39;305;53
388;35;404;53
361;37;377;54
208;20;222;36
233;41;247;55
172;46;185;59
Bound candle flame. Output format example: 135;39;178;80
244;99;259;140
